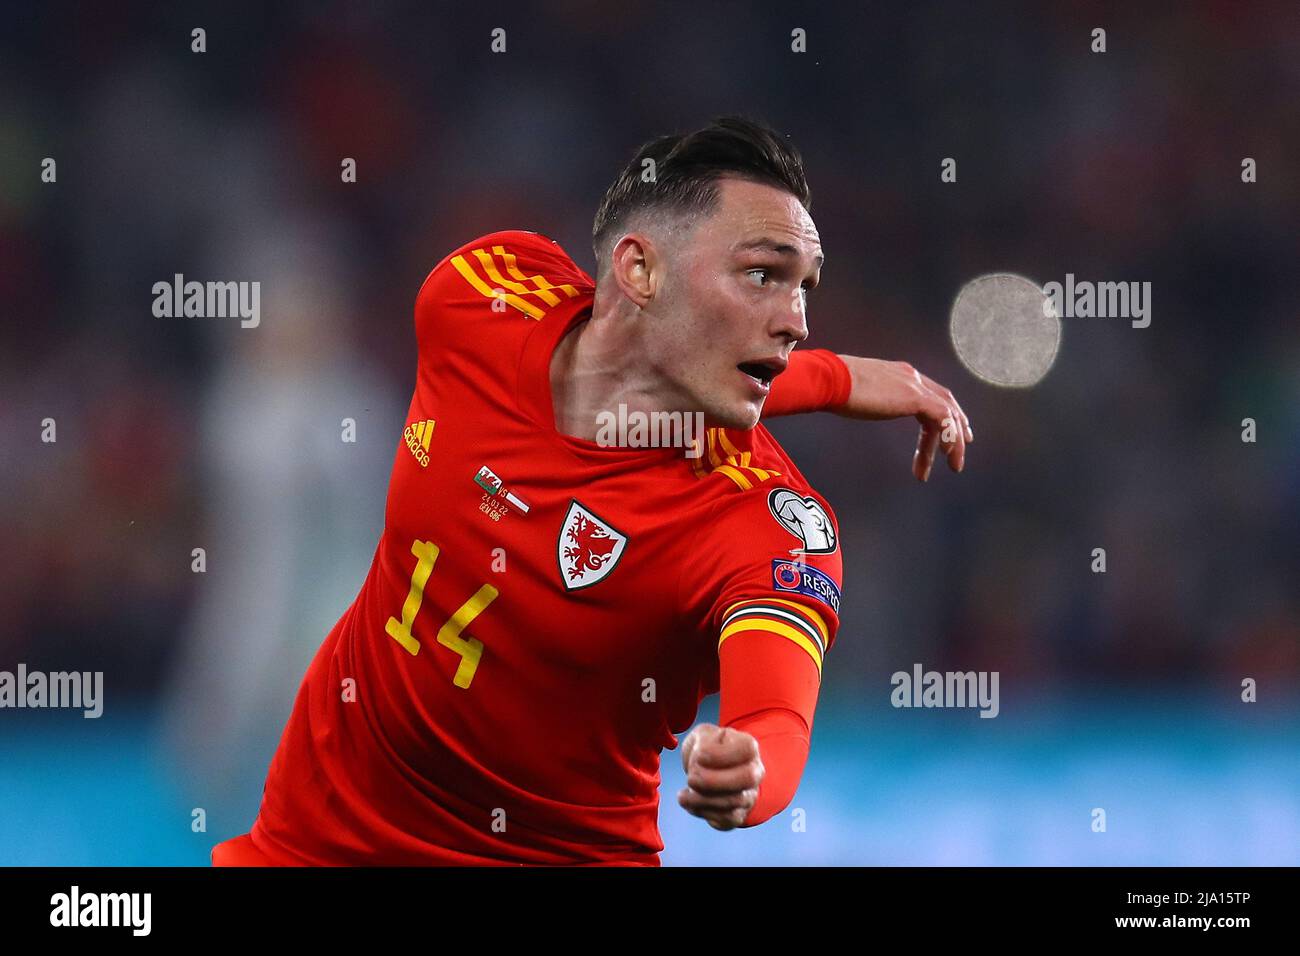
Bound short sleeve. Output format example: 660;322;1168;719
680;485;844;677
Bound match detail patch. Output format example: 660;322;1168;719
771;559;842;614
767;488;837;554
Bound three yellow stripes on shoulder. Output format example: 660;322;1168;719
451;245;582;320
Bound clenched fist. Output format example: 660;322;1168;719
677;723;765;831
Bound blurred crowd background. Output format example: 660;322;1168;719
1;2;1297;865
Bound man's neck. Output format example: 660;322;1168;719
549;317;677;441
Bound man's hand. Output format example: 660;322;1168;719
834;355;974;481
677;723;764;831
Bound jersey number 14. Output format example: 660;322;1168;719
385;539;498;689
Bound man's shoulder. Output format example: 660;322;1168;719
704;476;840;550
410;229;595;357
690;425;840;558
417;228;594;316
678;429;843;630
693;426;834;514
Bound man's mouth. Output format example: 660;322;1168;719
737;359;786;389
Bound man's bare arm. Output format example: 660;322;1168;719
765;350;975;481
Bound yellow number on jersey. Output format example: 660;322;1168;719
385;539;499;688
385;540;440;655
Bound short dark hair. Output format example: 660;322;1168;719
591;115;811;275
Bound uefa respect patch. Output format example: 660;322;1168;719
771;559;841;614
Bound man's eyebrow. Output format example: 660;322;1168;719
734;237;825;267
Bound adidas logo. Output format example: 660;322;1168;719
403;419;435;467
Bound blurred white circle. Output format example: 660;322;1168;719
949;273;1060;387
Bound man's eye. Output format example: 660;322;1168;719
746;268;770;287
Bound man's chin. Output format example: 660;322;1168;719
701;400;762;431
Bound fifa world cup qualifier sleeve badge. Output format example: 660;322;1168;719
767;488;837;555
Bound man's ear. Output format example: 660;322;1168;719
609;232;659;309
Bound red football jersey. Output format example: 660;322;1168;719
247;230;843;865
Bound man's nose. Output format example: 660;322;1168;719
771;295;809;345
